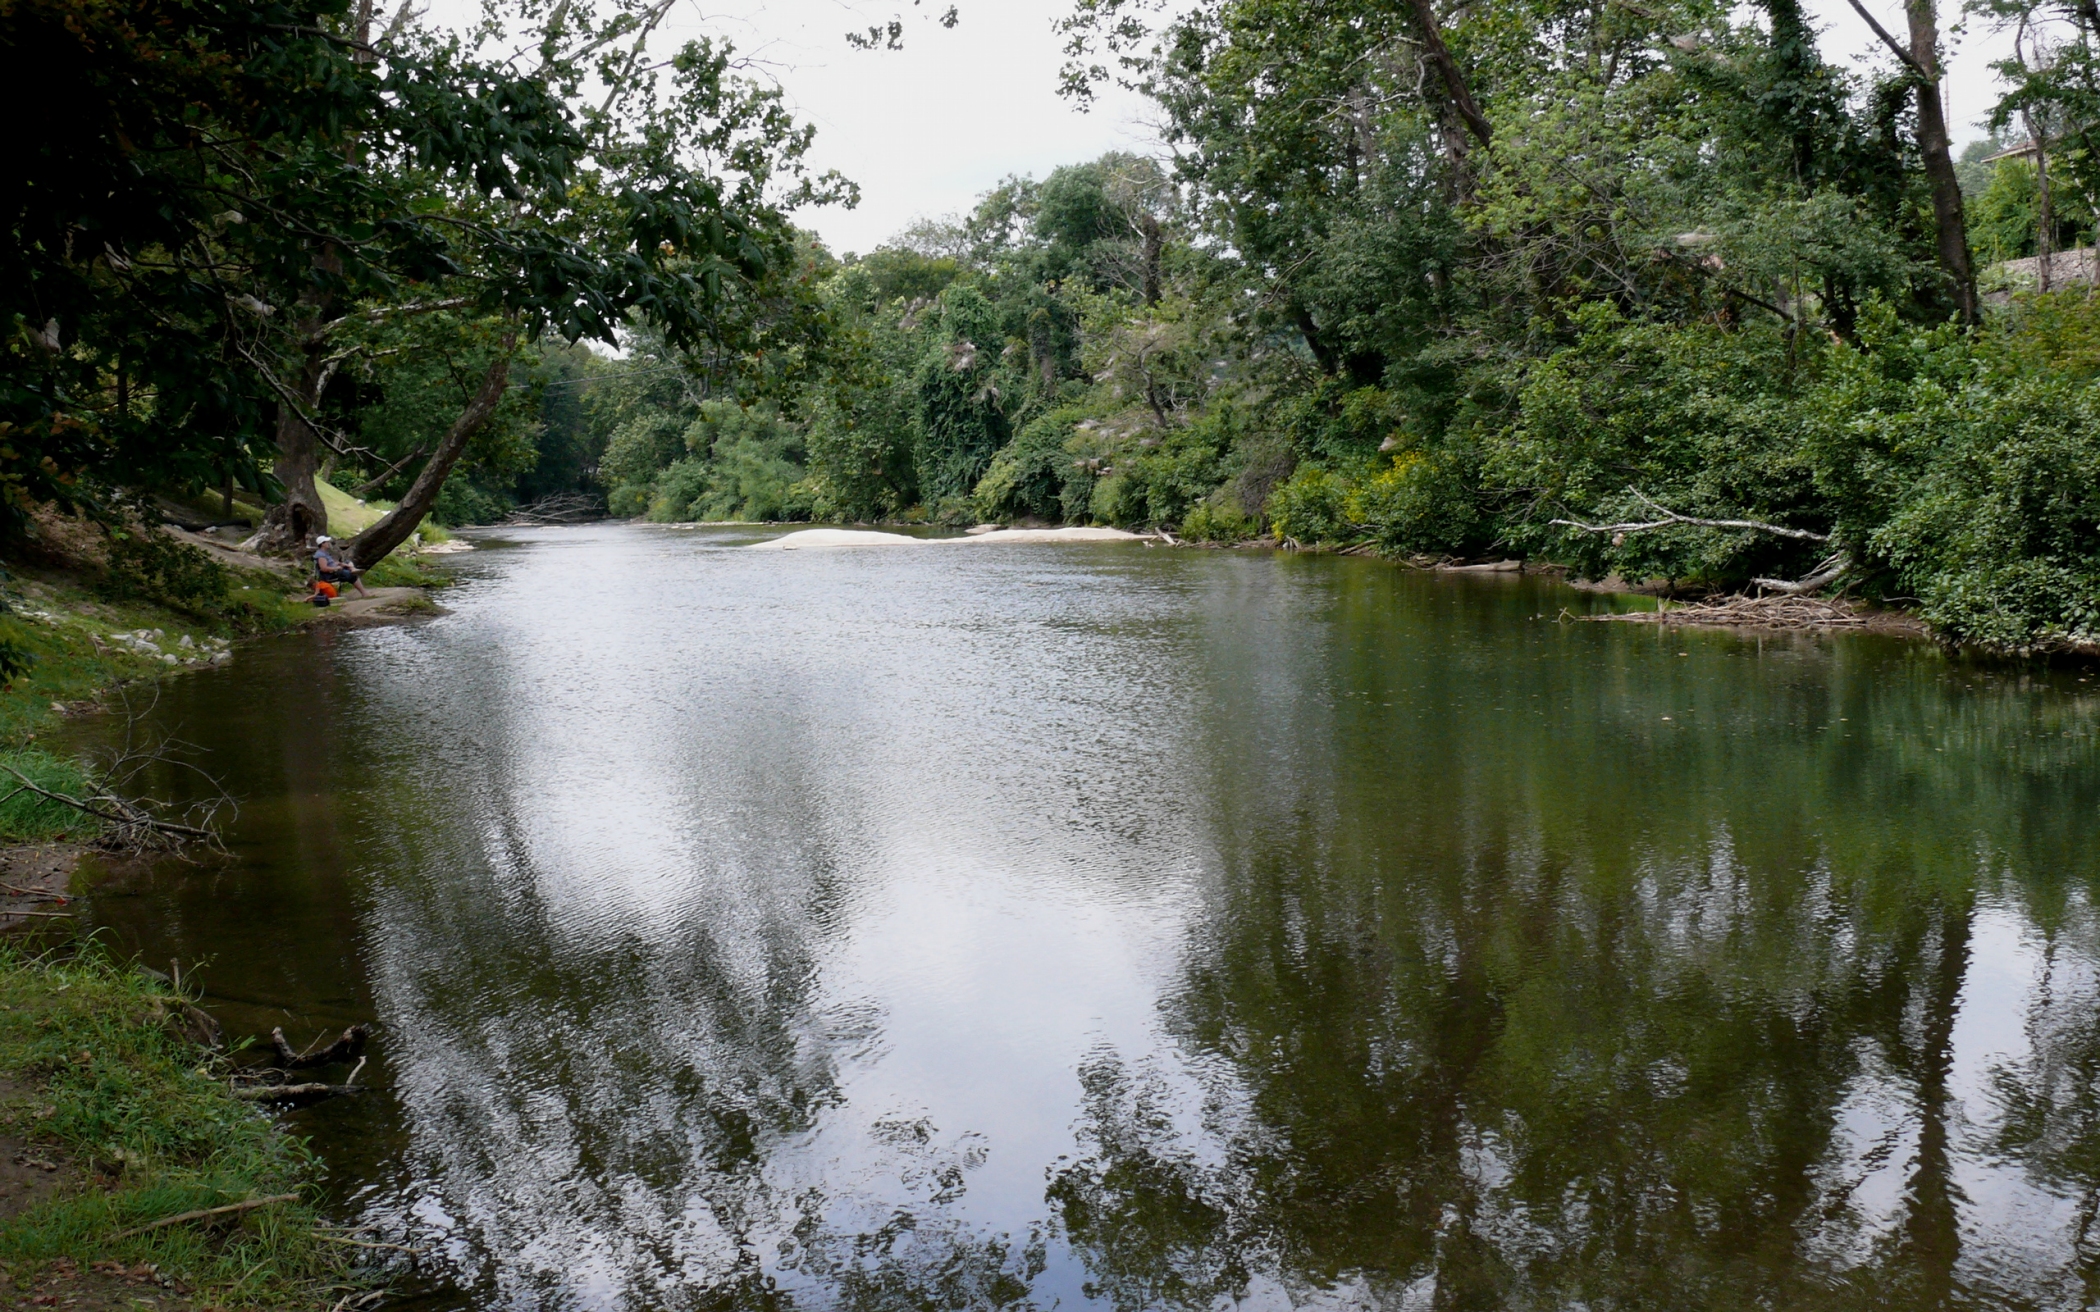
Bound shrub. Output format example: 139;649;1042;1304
1350;449;1486;556
975;410;1084;522
100;530;229;617
1267;466;1356;542
431;474;508;526
1180;500;1257;542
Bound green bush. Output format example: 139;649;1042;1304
1351;448;1486;556
1489;304;1826;584
100;530;229;617
975;410;1085;522
648;401;810;522
431;474;509;526
1817;312;2100;649
1179;500;1257;542
1108;409;1241;528
1267;466;1357;543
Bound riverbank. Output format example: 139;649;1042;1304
0;513;448;845
0;524;440;1305
0;948;354;1309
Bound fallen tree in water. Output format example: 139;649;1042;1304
504;493;607;526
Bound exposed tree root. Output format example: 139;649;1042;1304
271;1024;368;1069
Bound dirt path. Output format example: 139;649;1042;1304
0;845;87;931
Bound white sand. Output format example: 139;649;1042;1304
746;528;929;550
950;526;1143;545
747;526;1145;550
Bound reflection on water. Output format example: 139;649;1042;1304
70;524;2100;1309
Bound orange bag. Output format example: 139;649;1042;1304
313;580;339;599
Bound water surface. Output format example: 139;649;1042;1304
73;524;2100;1310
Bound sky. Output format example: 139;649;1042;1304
429;0;2041;257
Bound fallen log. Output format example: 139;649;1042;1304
231;1082;367;1107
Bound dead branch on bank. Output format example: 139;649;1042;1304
1752;550;1853;595
230;1081;368;1106
228;1034;371;1104
10;687;241;853
0;767;218;849
107;1193;299;1241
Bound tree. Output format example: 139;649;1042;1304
0;0;842;563
1841;0;1979;320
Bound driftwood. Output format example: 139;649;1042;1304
316;1233;429;1255
232;1082;368;1106
503;492;605;526
234;1051;367;1105
1586;594;1874;630
271;1024;368;1069
1752;550;1852;596
107;1193;299;1241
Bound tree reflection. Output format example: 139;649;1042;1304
1050;598;2100;1310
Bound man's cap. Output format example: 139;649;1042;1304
315;535;332;543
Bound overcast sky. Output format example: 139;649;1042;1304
434;0;2038;257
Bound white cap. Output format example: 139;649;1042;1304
315;535;332;544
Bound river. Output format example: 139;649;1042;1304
62;523;2100;1310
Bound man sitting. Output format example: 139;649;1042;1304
313;536;371;598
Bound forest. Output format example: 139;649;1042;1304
12;0;2100;650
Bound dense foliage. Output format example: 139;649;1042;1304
0;0;837;561
12;0;2100;650
561;0;2100;653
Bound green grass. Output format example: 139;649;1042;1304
0;949;359;1308
317;478;387;538
0;750;98;844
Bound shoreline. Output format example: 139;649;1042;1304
0;541;442;1307
611;515;1951;645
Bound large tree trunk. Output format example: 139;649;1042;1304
255;245;343;554
1907;0;1978;323
254;342;331;553
1406;0;1492;151
346;336;516;569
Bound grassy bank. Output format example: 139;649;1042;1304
0;948;355;1309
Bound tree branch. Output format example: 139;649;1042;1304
352;444;426;498
312;297;471;342
1753;551;1852;594
1550;490;1832;541
108;1195;299;1242
1841;0;1928;76
0;768;216;841
1405;0;1494;147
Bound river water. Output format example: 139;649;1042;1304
63;524;2100;1310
